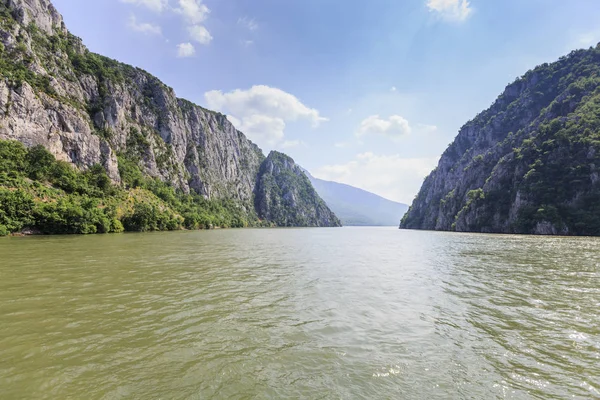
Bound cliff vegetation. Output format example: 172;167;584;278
0;0;340;234
401;44;600;235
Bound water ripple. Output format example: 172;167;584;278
0;229;598;399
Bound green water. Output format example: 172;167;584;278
0;228;598;399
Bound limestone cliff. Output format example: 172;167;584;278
401;45;600;235
255;152;341;227
0;0;339;227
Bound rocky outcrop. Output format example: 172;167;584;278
401;45;600;236
0;0;340;227
6;0;66;35
255;152;341;227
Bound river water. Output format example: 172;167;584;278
0;228;598;399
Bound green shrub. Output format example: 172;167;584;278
26;145;55;181
111;218;124;233
0;139;260;234
0;188;35;232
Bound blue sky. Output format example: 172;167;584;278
52;0;600;203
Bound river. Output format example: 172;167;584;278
0;227;598;399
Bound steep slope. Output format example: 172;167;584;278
401;45;600;235
0;0;339;231
304;171;408;226
255;152;341;227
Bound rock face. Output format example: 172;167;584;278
0;0;339;227
401;45;600;236
255;152;341;227
6;0;66;35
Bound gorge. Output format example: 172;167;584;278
0;0;340;235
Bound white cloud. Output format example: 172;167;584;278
227;114;286;146
390;86;397;92
240;115;285;144
123;0;214;51
176;0;209;24
176;42;196;57
127;15;162;35
121;0;168;13
241;40;254;47
357;115;412;141
188;25;212;44
226;115;242;128
426;0;473;22
238;16;258;31
312;152;439;204
207;85;326;149
206;85;326;126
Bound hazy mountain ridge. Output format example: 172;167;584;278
304;171;409;226
401;44;600;235
0;0;339;230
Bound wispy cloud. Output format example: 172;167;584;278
356;115;412;141
121;0;168;13
334;141;352;148
122;0;214;53
426;0;473;22
416;123;438;134
574;29;600;48
238;16;259;31
127;15;162;35
279;140;306;149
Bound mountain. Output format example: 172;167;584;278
401;44;600;236
0;0;340;235
255;152;341;227
305;171;409;226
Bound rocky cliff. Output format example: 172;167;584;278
401;45;600;235
255;152;341;227
0;0;339;227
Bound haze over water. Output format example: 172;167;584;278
0;228;599;399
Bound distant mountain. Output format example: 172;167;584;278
304;171;409;226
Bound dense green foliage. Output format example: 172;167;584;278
255;152;341;227
0;140;262;236
401;45;600;235
469;48;600;235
